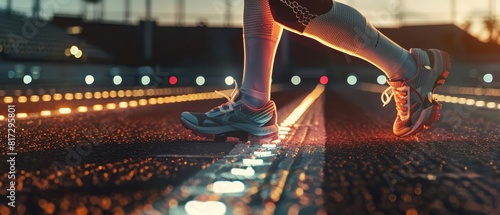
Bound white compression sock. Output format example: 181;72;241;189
302;1;416;81
241;0;283;108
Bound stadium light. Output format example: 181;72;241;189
141;76;151;85
70;46;79;55
377;75;387;85
320;75;329;85
169;76;178;85
196;76;205;86
225;76;234;85
347;75;357;85
483;73;493;83
23;75;32;84
85;75;94;85
75;50;83;59
113;75;122;85
7;70;15;78
291;75;301;85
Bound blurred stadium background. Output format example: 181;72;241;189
0;0;499;91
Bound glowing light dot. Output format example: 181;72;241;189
74;50;83;58
347;75;357;85
94;92;102;99
102;91;109;99
85;75;94;85
185;201;226;215
93;104;103;111
141;76;151;85
17;113;28;119
78;106;88;112
0;115;4;121
23;75;32;84
169;76;178;85
42;95;51;102
70;46;79;55
41;110;51;116
75;93;83;100
291;76;301;85
320;75;329;85
225;76;234;85
113;76;122;85
377;75;387;85
483;73;493;83
65;93;74;100
84;92;92;99
18;96;28;103
30;95;40;102
4;97;13;103
106;103;116;110
59;108;71;114
119;102;128;108
196;76;205;86
129;101;138;107
53;93;63;101
212;181;245;194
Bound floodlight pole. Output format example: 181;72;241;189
176;0;185;26
100;0;105;21
32;0;41;18
225;0;232;27
7;0;12;14
146;0;152;21
124;0;130;23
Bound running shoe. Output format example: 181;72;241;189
381;48;451;137
180;84;279;143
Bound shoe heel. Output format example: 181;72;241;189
432;50;451;89
423;101;442;130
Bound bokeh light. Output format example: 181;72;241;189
347;75;357;86
225;76;234;85
320;75;329;85
113;75;122;85
85;75;94;85
377;75;387;85
23;75;32;84
141;76;151;85
291;75;301;85
196;76;205;86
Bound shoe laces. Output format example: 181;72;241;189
211;80;239;113
381;84;411;120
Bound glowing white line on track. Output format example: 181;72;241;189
163;84;327;215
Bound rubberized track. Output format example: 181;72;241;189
0;85;499;214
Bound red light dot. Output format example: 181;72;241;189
320;76;329;85
169;76;178;85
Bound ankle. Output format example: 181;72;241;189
242;94;267;109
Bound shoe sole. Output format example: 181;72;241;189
399;49;451;137
180;117;279;143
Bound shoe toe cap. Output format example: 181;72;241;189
181;112;199;125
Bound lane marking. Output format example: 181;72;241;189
159;84;326;215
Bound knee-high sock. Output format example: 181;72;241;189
302;1;416;81
241;0;283;108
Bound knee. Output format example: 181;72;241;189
268;0;333;34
